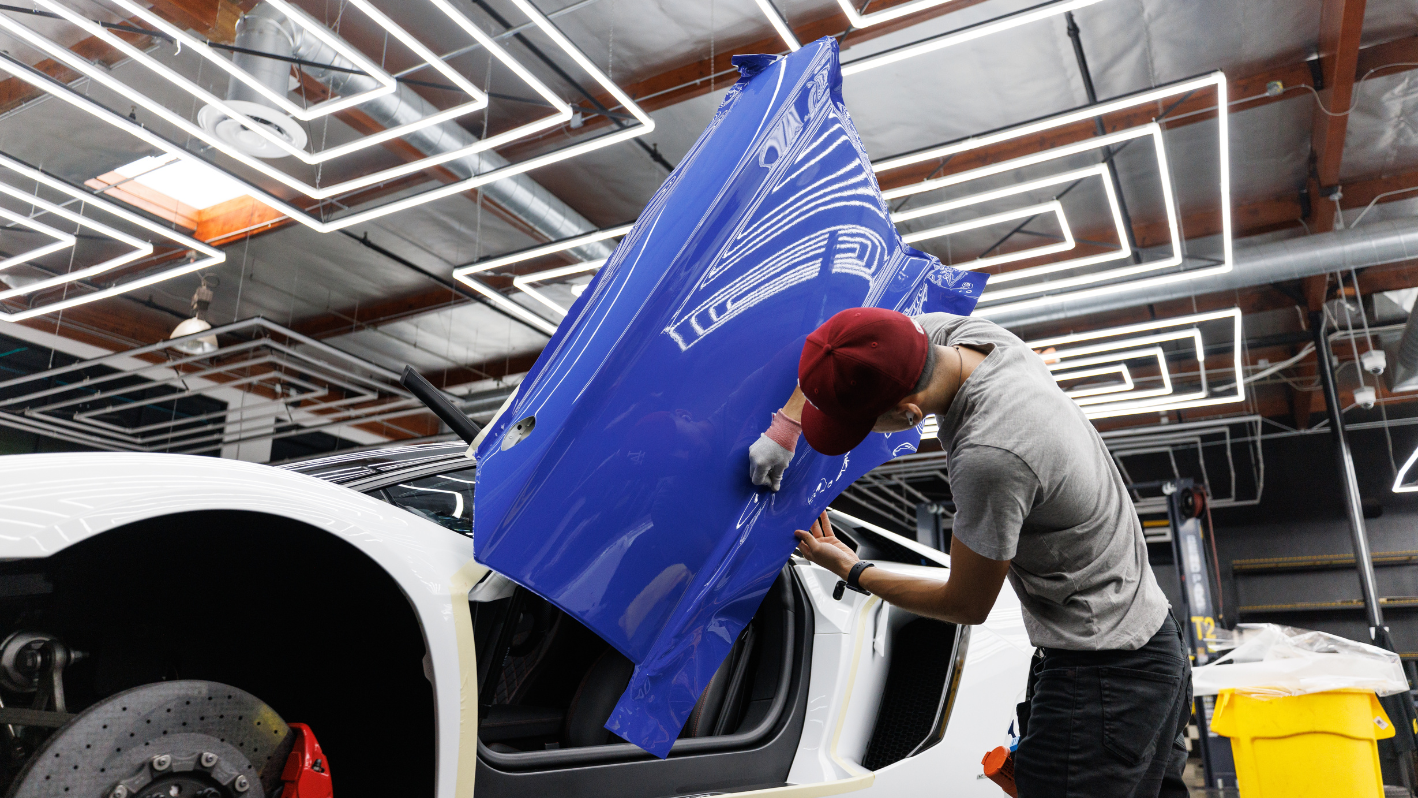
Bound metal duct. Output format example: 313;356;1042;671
983;216;1418;329
256;3;613;262
227;5;295;106
198;4;308;158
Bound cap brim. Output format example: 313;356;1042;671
800;401;874;457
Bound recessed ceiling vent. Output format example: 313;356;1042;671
197;5;307;159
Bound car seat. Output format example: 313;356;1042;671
562;628;755;748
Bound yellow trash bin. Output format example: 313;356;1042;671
1209;688;1396;798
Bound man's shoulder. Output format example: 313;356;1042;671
948;443;1038;482
913;313;1025;349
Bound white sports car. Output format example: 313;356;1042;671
0;444;1032;798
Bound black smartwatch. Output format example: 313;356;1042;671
832;561;876;601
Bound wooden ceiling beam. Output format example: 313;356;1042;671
1307;0;1368;233
1291;0;1366;422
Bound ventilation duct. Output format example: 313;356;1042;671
984;216;1418;330
210;4;612;264
197;4;308;158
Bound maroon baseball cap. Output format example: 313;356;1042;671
798;308;929;456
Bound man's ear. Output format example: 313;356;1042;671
897;399;924;423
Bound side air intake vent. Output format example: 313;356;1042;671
861;619;969;770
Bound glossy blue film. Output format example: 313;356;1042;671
472;38;985;757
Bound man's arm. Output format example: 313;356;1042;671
779;386;806;422
749;387;807;491
794;511;1010;625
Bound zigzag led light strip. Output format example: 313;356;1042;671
512;259;606;316
475;167;1118;323
0;0;652;233
84;0;396;123
920;308;1243;437
749;0;1106;68
0;178;149;304
0;154;223;322
900;200;1076;270
839;0;1106;73
1055;363;1133;399
2;1;555;192
454;225;633;332
106;0;396;121
473;168;1116;326
0;205;76;274
1049;344;1179;406
751;0;800;51
1030;307;1244;419
857;0;1102;32
1394;447;1418;492
891;164;1127;283
76;0;485;163
873;72;1231;316
884;124;1180;303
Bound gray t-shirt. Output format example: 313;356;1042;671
916;313;1169;651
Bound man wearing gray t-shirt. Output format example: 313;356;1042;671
748;307;1190;797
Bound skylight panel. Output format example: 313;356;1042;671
114;155;250;210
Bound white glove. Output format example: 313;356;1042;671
749;411;802;491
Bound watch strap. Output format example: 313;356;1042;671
846;561;875;593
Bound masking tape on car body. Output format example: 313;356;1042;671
450;556;489;797
830;595;879;778
739;594;881;796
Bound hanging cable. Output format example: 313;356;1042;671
1301;62;1418;117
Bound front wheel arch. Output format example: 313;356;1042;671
0;510;436;798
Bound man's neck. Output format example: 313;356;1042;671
919;344;988;417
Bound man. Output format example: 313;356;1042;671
748;307;1191;798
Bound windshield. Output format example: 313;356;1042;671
377;466;476;535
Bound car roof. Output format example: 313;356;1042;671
279;441;470;485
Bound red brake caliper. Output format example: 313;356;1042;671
281;723;333;798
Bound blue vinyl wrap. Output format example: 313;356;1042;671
472;38;986;757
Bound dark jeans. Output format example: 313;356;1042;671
1013;614;1193;798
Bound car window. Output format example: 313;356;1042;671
380;466;476;535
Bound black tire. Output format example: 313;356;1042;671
5;680;294;798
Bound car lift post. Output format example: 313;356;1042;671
1164;480;1235;789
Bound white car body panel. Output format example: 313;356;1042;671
788;555;1032;797
0;453;476;798
0;452;1034;797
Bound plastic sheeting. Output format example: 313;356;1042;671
472;38;985;757
1193;623;1410;698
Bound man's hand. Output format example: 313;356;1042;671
794;510;858;579
749;411;802;491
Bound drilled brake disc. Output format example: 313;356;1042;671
5;680;294;798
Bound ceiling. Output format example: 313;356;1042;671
0;0;1414;461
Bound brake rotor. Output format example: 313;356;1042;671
5;680;294;798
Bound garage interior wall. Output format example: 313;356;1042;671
1149;422;1418;657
